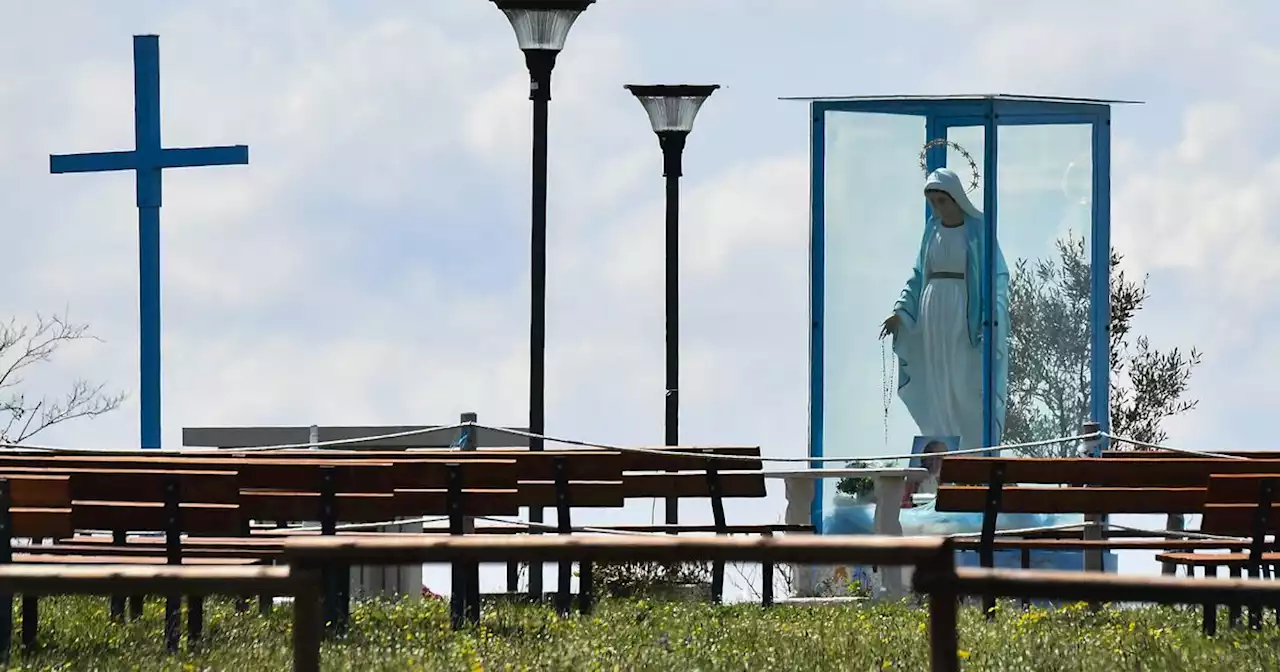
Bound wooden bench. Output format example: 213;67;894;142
189;444;784;605
280;532;956;666
0;466;251;650
934;457;1280;615
0;564;317;670
1151;473;1280;632
0;454;527;635
912;563;1280;672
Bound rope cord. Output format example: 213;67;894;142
0;419;1257;466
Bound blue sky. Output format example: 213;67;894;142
3;1;1279;592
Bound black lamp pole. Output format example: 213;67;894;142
492;0;594;603
624;84;719;527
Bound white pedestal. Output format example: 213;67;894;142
783;471;918;600
350;519;424;600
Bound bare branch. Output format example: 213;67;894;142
0;311;125;444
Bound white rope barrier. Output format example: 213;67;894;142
473;516;662;537
948;522;1088;539
0;420;1262;469
1103;432;1251;461
1105;523;1252;543
285;515;452;534
470;423;1100;464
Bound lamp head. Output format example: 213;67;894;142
624;84;720;135
491;0;595;52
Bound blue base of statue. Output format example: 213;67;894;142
823;500;1116;605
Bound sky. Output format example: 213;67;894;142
2;0;1279;594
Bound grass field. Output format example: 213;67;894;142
4;596;1278;670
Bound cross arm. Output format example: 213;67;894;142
158;145;249;169
50;151;139;174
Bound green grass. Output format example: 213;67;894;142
3;596;1279;670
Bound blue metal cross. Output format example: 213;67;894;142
50;35;249;450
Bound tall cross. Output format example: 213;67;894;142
50;35;249;450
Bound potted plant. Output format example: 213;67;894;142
834;460;885;506
593;560;713;601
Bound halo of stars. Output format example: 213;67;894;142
919;138;981;194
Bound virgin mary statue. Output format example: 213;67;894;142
879;168;1009;451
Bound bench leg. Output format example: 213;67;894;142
449;563;465;631
556;561;572;617
293;582;322;672
1201;565;1218;636
188;596;204;645
1229;565;1242;628
0;591;11;663
1019;548;1031;611
110;594;125;623
929;587;960;672
466;563;481;626
761;561;774;608
21;596;37;650
579;561;595;615
128;595;143;621
165;594;181;653
259;593;274;617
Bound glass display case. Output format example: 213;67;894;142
800;95;1133;530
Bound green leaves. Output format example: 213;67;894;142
1006;235;1201;453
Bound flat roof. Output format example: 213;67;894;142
778;93;1142;104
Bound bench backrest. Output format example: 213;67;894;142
936;457;1280;515
0;473;73;539
1201;473;1280;537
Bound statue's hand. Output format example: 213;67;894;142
879;314;901;340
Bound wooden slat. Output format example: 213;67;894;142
935;486;1206;514
516;481;624;508
1;468;237;504
476;451;624;480
0;456;398;492
1102;451;1280;460
0;474;71;508
1200;473;1280;536
952;538;1244;551
620;472;766;498
378;459;520;489
281;533;952;566
940;457;1280;487
0;564;300;595
617;447;763;472
232;450;623;482
393;489;521;516
26;543;279;560
14;554;260;565
13;508;73;539
1205;473;1280;503
1155;551;1269;566
238;491;395;522
921;566;1280;605
1200;503;1280;536
72;501;241;535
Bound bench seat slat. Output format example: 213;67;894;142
936;486;1205;514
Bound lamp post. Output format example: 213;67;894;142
624;84;719;527
491;0;595;603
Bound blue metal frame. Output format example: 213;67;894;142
1089;109;1113;451
808;104;827;532
807;95;1118;529
50;35;249;450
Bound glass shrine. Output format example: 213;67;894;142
802;95;1134;534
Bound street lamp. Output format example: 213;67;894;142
624;84;719;527
491;0;595;605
